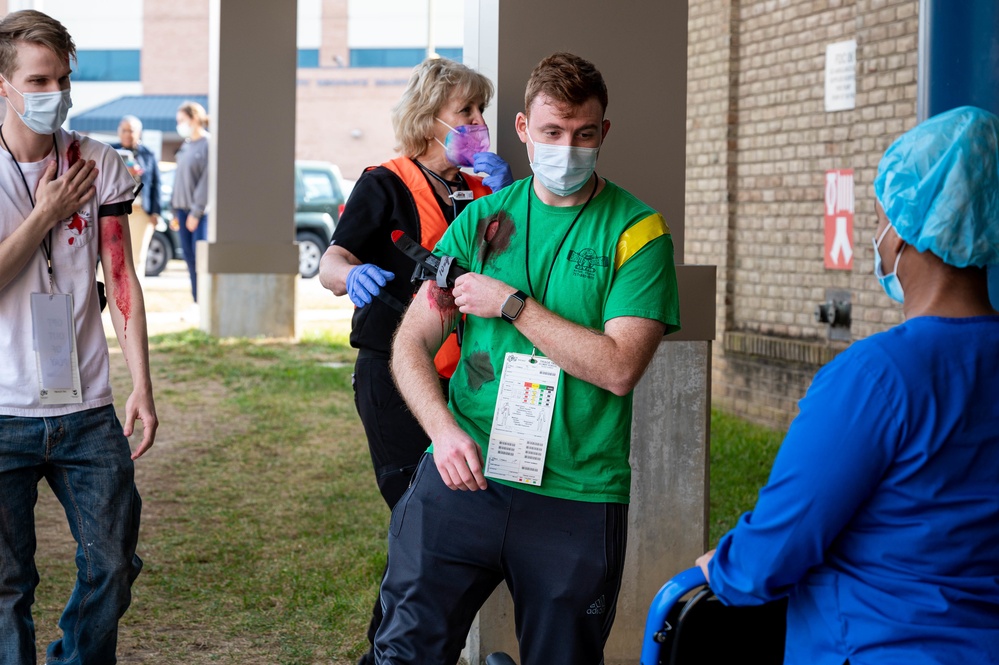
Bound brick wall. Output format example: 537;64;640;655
143;0;210;95
295;68;410;178
685;0;919;429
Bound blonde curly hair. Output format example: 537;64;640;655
392;57;493;158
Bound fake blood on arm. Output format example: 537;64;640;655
427;281;457;342
100;216;132;332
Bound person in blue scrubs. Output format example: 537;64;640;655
697;106;999;665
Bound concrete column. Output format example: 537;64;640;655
198;0;299;338
461;1;714;662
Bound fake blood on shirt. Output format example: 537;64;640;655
65;140;87;244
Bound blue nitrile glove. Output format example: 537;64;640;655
346;264;395;307
473;152;514;192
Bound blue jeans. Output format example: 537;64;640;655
0;405;143;665
175;208;207;302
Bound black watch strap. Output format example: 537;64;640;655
501;290;529;323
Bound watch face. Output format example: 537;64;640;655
502;294;525;320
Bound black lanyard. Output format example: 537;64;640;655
0;124;60;282
524;174;598;306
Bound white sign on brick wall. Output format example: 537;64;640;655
825;40;857;112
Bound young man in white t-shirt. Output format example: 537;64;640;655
0;10;157;663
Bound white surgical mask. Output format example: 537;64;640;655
176;122;193;139
1;76;72;135
526;123;599;197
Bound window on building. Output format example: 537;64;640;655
298;49;320;68
73;50;141;82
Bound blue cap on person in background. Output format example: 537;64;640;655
874;105;999;268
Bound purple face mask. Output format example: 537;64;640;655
436;118;490;167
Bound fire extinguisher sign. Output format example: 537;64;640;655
824;169;854;270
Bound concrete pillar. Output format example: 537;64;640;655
460;1;714;663
197;0;299;338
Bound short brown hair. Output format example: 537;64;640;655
524;52;608;118
0;10;76;79
392;57;493;158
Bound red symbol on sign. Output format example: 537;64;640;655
824;169;854;270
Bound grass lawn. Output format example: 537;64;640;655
30;331;784;663
707;409;785;545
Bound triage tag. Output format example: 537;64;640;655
484;352;560;486
30;292;83;405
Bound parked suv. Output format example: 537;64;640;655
145;161;348;278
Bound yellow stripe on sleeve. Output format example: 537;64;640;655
615;213;670;270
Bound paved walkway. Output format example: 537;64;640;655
102;260;355;338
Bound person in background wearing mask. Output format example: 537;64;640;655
112;114;161;284
696;106;999;665
171;100;209;303
382;52;680;664
318;55;513;665
0;10;157;663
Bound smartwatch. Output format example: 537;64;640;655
500;290;529;323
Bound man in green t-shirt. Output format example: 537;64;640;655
380;52;680;665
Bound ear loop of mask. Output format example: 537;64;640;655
875;225;904;278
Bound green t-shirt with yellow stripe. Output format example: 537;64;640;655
433;176;680;503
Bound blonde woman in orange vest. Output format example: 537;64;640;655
318;56;511;665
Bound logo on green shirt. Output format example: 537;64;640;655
567;248;610;278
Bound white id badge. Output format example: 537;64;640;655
484;352;560;486
30;292;83;405
450;190;474;201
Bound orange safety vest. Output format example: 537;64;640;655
381;157;491;379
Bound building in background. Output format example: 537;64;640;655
0;0;465;178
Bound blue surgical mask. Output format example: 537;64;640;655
873;225;905;303
1;76;72;135
525;123;599;197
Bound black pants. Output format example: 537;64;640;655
376;454;629;665
353;351;447;664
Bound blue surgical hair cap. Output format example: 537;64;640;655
874;105;999;268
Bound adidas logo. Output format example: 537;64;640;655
586;595;606;615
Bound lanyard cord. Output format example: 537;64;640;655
524;174;598;307
0;124;59;285
415;159;467;221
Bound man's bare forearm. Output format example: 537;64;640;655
451;272;666;396
513;298;665;396
100;214;157;456
390;281;460;440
